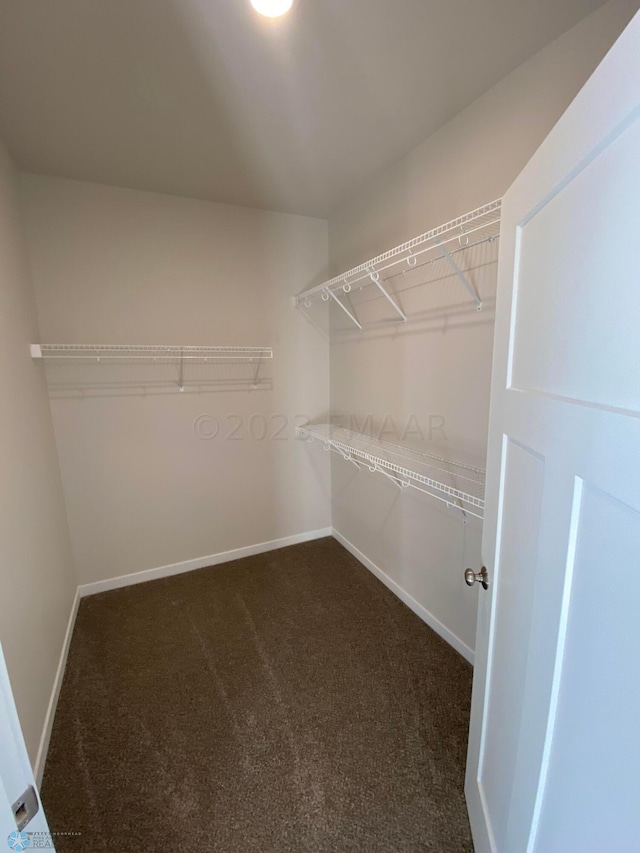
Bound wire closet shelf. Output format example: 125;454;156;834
295;199;501;328
300;423;486;520
30;344;273;361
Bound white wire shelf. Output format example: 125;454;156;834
299;423;485;520
295;199;501;328
31;344;273;392
30;344;273;361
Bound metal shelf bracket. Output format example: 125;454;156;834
435;242;482;310
368;462;409;489
367;270;407;323
323;288;362;330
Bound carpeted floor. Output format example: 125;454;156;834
42;537;474;852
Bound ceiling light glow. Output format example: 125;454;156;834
250;0;293;17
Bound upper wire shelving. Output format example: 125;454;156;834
30;344;273;393
299;423;485;520
30;344;273;361
295;199;501;329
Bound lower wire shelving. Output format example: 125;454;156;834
299;423;485;520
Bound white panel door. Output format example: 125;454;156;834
0;643;53;851
465;11;640;853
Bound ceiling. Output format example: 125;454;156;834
0;0;605;217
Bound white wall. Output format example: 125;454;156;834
21;177;330;586
327;0;636;659
0;141;77;763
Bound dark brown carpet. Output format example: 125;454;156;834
42;537;473;852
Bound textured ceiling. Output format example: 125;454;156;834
0;0;606;216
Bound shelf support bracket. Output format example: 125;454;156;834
179;348;185;392
447;501;468;523
435;243;482;310
368;271;407;323
324;288;362;330
321;439;361;470
369;463;407;489
342;452;361;470
252;357;261;389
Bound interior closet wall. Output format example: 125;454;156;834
20;177;330;586
0;140;77;762
325;0;635;659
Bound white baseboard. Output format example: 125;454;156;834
332;528;474;665
34;586;81;786
37;526;471;782
78;527;333;598
35;528;331;777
